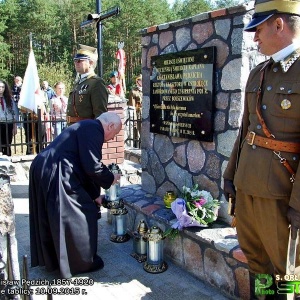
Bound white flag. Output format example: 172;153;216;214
18;49;45;113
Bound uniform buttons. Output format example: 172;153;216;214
262;105;267;110
267;86;272;91
293;156;298;161
256;125;262;129
252;145;257;150
273;67;278;72
288;90;292;94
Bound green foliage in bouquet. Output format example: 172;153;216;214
164;184;221;239
183;185;220;226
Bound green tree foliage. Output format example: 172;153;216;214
174;0;212;20
0;0;15;79
171;0;246;20
212;0;245;9
0;0;247;88
101;0;174;86
38;50;74;94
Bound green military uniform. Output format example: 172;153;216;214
224;50;300;275
128;85;142;117
67;73;108;124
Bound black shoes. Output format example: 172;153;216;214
89;255;104;272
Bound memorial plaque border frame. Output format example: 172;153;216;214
150;47;216;142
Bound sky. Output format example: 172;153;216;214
167;0;175;6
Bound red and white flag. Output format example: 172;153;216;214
116;42;126;98
18;49;45;113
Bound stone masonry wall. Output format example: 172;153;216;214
140;1;266;223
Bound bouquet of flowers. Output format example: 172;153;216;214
164;184;221;239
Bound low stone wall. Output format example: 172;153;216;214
10;156;249;299
122;184;249;300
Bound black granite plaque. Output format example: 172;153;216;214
150;47;215;142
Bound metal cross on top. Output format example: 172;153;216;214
81;1;120;77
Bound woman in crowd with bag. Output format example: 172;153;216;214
0;80;18;156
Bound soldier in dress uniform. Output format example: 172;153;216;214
66;44;108;125
223;0;300;299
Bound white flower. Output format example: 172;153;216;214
199;190;213;202
190;190;201;198
182;186;191;193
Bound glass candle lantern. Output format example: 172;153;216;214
143;226;168;273
103;163;122;224
131;220;148;263
105;163;122;202
112;214;126;236
110;207;130;243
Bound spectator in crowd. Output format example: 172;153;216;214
0;80;18;156
12;76;22;106
128;74;142;147
107;71;121;97
29;112;122;279
41;81;55;113
223;0;300;298
40;81;54;143
66;44;108;125
51;82;67;138
12;76;22;128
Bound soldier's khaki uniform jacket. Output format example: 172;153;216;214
67;73;108;121
223;49;300;212
128;86;142;119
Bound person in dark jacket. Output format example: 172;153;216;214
11;76;22;105
29;111;122;278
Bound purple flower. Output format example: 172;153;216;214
171;198;206;229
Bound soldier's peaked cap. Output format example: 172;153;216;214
244;0;300;32
74;44;98;61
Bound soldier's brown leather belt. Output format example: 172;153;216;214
66;116;91;123
246;131;300;153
